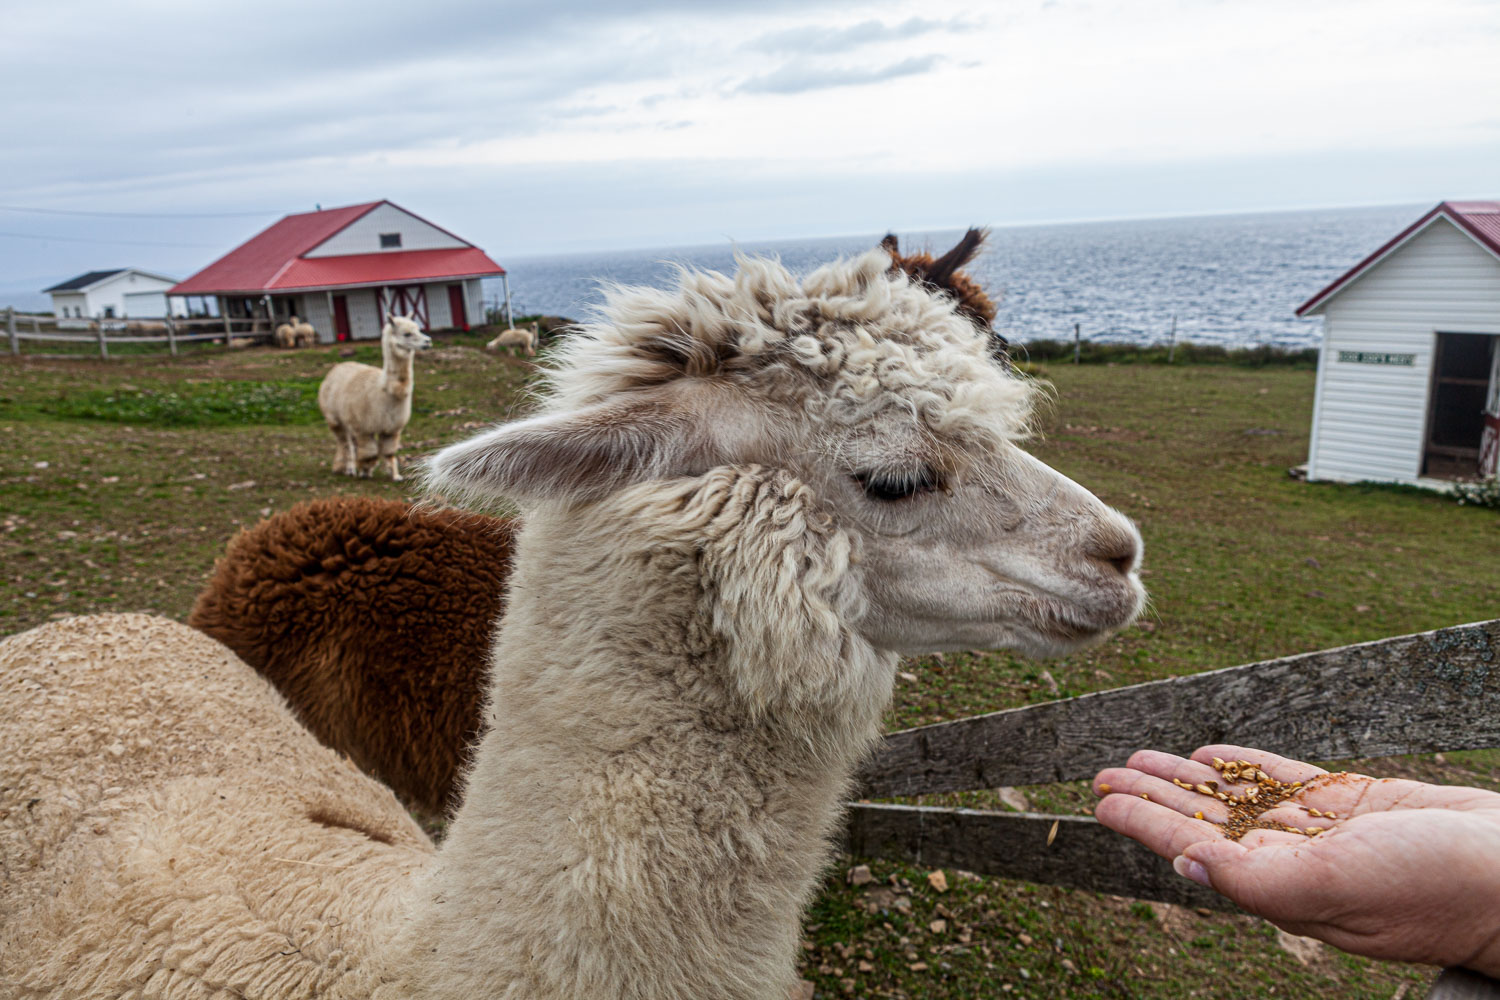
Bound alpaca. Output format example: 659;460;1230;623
293;317;317;347
317;313;431;480
274;316;296;347
189;496;512;815
187;230;1022;818
0;249;1144;998
486;322;537;357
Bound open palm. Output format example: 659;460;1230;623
1094;744;1500;976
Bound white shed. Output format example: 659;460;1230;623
42;268;185;327
1297;200;1500;486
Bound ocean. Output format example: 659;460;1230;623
491;203;1421;350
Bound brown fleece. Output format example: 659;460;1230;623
882;228;1006;358
189;496;513;814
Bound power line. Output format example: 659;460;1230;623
0;230;221;249
0;204;278;219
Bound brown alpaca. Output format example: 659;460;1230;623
188;496;512;814
882;228;1006;357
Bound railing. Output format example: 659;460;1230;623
847;619;1500;995
4;307;273;359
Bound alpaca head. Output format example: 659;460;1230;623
383;312;431;355
429;250;1143;662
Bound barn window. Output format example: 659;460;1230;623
380;233;402;249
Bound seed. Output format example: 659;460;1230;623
1305;826;1324;835
1195;784;1214;796
1245;786;1260;801
1172;778;1190;788
1212;757;1225;769
1194;811;1204;820
1216;793;1229;801
1324;811;1337;820
1205;780;1219;791
1099;783;1112;794
1308;808;1322;818
1141;793;1149;800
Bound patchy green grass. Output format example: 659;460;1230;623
1;348;1494;998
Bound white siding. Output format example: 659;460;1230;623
466;279;483;328
301;293;335;344
344;289;383;340
304;203;467;258
49;292;88;326
84;271;178;319
1309;219;1500;485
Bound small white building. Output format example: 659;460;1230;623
1297;200;1500;486
43;268;184;326
170;201;507;341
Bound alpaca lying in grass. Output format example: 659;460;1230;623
189;230;1016;816
317;313;431;480
486;322;538;357
190;496;512;814
1;248;1143;998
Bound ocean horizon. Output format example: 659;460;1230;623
488;202;1423;351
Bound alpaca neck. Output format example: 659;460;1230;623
385;496;895;999
380;341;414;398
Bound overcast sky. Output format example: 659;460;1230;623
2;0;1497;304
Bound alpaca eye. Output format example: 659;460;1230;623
853;467;941;502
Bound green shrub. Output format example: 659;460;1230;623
1454;478;1500;510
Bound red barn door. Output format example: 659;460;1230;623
332;295;351;341
447;284;469;331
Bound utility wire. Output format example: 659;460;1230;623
0;205;278;219
0;231;221;248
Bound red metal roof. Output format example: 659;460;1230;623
1297;200;1500;316
170;200;505;295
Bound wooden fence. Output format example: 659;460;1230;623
847;618;1500;996
4;308;273;359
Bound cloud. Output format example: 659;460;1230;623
735;55;942;95
744;16;974;55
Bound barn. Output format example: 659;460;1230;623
1297;200;1500;486
170;201;508;341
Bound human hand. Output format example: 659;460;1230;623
1093;744;1500;977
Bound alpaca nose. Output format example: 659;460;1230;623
1087;514;1142;577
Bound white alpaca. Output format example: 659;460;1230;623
486;322;537;357
0;250;1144;999
317;313;431;481
274;315;299;348
293;317;317;347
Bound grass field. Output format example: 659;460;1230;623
3;337;1497;998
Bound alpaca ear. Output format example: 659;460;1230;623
426;390;748;505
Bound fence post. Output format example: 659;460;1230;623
1167;314;1178;364
166;316;177;357
6;307;15;356
1073;322;1080;364
95;317;108;361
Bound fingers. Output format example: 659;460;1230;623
1189;746;1328;785
1094;790;1226;861
1094;766;1231;823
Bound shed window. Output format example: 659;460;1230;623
380;233;402;249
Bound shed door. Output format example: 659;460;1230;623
1423;332;1497;479
447;284;468;331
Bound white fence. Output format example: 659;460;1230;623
4;308;274;359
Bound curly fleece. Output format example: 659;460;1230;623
189;496;513;815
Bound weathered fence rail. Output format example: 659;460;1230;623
5;308;271;358
846;619;1500;996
